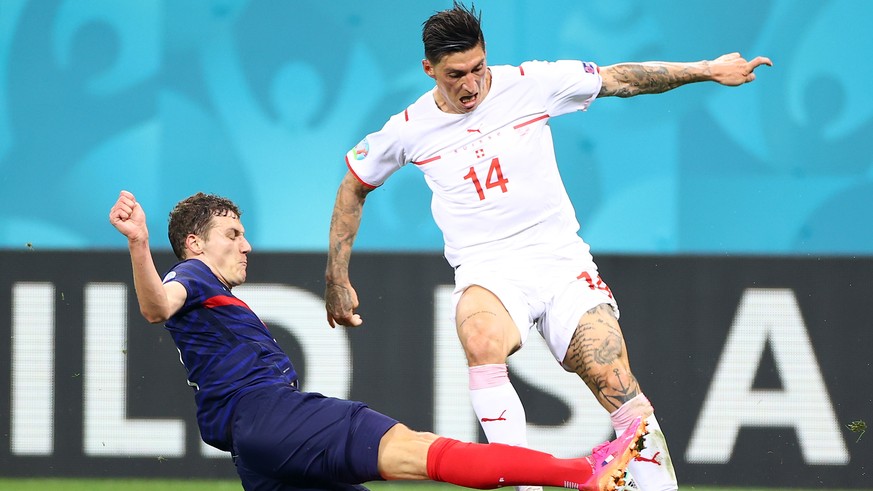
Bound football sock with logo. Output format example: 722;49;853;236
426;437;594;489
611;394;678;491
469;364;528;447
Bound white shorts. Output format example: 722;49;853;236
451;249;619;370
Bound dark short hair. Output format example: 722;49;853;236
167;192;242;260
422;1;484;64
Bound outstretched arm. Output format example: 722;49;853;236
325;172;374;327
599;52;772;98
109;190;186;323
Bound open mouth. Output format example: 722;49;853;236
459;93;478;109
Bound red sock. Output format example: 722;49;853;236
426;437;594;489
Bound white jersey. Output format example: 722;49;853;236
346;60;602;268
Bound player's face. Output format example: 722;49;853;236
196;213;251;288
424;44;490;114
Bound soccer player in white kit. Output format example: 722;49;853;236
325;3;772;491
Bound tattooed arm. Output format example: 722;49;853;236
325;171;374;327
599;52;772;98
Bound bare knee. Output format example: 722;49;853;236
459;316;510;365
563;305;625;367
378;424;439;481
455;286;520;365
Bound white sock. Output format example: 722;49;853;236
611;394;678;491
468;364;529;446
469;364;541;491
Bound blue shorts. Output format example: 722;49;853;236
230;384;398;490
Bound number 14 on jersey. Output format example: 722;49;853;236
464;157;509;201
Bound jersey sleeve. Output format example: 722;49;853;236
161;261;202;309
519;59;602;117
344;112;408;188
163;263;191;287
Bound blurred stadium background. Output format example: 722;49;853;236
1;0;871;489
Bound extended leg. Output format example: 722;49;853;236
563;304;678;491
378;419;648;491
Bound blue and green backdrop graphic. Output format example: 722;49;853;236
1;0;870;254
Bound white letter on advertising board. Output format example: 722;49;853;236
686;288;848;464
11;282;55;455
83;283;186;456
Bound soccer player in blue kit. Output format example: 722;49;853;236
109;189;646;491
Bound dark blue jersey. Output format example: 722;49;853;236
163;259;298;451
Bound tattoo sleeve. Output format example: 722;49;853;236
599;61;710;98
325;174;371;285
